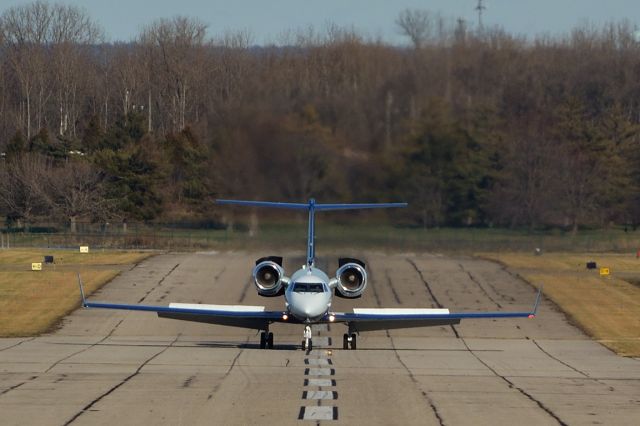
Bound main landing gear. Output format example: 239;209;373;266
301;325;312;351
260;331;274;349
343;333;357;350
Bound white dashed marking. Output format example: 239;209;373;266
303;390;337;400
298;406;337;420
305;368;334;376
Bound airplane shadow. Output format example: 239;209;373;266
44;340;501;352
196;342;302;350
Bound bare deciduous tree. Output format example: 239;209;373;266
35;159;105;233
140;16;208;132
0;154;50;228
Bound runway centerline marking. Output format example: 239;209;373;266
298;324;338;421
305;368;335;376
298;406;337;421
303;390;338;400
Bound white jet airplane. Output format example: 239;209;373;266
78;199;540;351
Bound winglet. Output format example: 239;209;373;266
528;285;543;318
77;273;87;307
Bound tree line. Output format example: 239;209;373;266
0;2;639;232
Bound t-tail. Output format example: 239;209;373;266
215;199;407;267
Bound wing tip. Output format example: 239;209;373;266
531;285;543;316
77;273;87;307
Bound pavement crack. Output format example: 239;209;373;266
238;278;251;304
459;337;568;426
531;339;589;377
45;319;125;374
457;263;502;308
0;337;36;352
406;258;443;308
137;263;180;303
407;258;460;339
1;319;127;397
206;339;246;401
214;266;227;281
387;332;445;426
384;269;403;304
376;264;447;425
63;334;180;425
531;340;616;391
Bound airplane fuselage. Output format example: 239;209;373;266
285;266;332;322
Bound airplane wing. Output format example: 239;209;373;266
333;287;542;333
77;275;287;330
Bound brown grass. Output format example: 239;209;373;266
0;248;151;266
482;252;640;356
0;249;154;337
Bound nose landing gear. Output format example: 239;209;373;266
301;325;312;351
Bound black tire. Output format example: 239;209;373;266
343;334;349;350
350;333;357;350
308;339;312;351
267;332;274;349
260;332;267;349
301;340;306;350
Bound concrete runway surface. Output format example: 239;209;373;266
1;252;639;425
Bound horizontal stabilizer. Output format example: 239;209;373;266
215;199;407;211
216;200;309;210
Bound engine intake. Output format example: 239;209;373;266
335;259;367;298
253;257;284;297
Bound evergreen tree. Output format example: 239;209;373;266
395;101;488;227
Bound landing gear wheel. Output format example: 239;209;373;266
343;333;349;350
308;339;313;351
260;332;267;349
267;332;274;349
350;333;357;350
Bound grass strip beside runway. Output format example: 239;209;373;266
0;249;153;337
483;252;640;356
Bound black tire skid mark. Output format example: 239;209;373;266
194;265;227;304
137;263;180;303
0;376;38;396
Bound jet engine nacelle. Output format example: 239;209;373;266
335;258;367;298
253;256;285;297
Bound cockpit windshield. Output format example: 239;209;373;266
292;282;325;293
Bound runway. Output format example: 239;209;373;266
1;252;639;425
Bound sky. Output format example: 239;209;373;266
2;0;640;44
